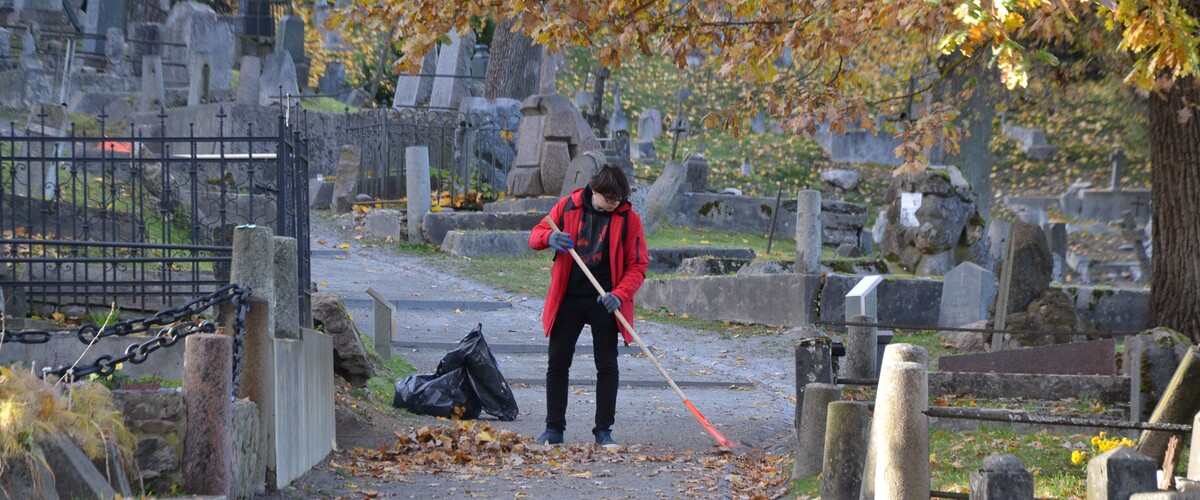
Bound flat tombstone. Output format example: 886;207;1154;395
84;0;127;54
366;287;394;359
392;50;436;108
682;154;709;193
937;262;997;328
845;275;883;321
938;339;1117;375
560;150;604;196
186;11;234;91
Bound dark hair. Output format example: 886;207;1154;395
588;164;630;201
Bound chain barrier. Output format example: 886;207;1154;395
4;285;253;398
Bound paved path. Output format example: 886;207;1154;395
268;214;804;498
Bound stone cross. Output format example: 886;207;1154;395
607;80;627;137
1109;147;1127;191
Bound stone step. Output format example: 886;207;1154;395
422;211;547;246
341;297;511;311
483;197;558;213
441;230;532;258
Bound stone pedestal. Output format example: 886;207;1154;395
183;334;234;497
795;190;822;274
793;383;840;479
844;314;877;379
405;146;432;242
1087;446;1157;500
794;337;833;432
821;401;871;500
969;454;1033;500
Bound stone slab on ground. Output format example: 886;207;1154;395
423;211;548;246
37;433;117;499
483;197;559;213
638;274;820;327
939;339;1117;375
647;247;756;274
441;230;534;258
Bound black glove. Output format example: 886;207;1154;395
548;231;574;253
597;293;621;313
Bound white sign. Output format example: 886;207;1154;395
900;192;923;228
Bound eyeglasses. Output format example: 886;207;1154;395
594;192;623;204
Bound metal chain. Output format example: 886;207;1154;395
32;285;253;399
1;284;250;345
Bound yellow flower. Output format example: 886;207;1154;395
1071;450;1087;464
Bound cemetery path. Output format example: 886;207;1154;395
260;214;801;499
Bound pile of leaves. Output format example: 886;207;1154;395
341;421;790;499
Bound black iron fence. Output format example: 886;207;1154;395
1;106;309;315
343;106;520;205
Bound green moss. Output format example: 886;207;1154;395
760;203;773;216
698;200;722;217
968;211;986;227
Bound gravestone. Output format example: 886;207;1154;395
969;454;1034;500
405;146;431;241
993;221;1053;318
137;55;165;112
275;15;309;88
318;61;349;97
638;108;662;141
187;57;213;106
331;145;362;213
607;81;628;137
1110;148;1127;191
561;150;605;196
429;29;476;109
392;50;436;107
0;28;11;72
312;292;375;386
822;169;860;192
642;161;688;233
750;110;766;134
1125;328;1193;422
19;30;43;71
127;22;161;75
506;93;602;197
259;51;299;106
939;339;1117;375
845;275;883;321
1045;222;1067;282
795;190;822;274
84;0;127;54
312;0;345;50
235;56;261;104
937;262;996;328
681;154;709;192
105;28;130;76
1001;123;1057;160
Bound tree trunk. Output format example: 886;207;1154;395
933;53;997;218
1149;77;1200;340
484;19;542;100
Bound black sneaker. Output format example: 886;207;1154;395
536;428;564;445
594;430;618;449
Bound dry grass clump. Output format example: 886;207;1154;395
0;365;134;474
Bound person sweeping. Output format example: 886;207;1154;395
528;163;647;448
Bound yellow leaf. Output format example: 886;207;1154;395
52;312;65;322
681;313;690;319
338;243;350;249
320;281;329;287
476;431;494;442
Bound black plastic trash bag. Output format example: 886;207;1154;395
392;324;519;421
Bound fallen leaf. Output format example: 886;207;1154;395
338;243;350;250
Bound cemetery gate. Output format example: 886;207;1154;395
0;106;310;317
343;105;521;204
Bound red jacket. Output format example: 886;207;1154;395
529;188;648;344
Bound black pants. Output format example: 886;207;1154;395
545;295;620;434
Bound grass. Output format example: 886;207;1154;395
790;425;1099;499
890;330;956;371
361;333;418;405
301;97;358;113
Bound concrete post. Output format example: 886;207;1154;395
873;360;929;500
795;190;822;274
821;401;871;500
231;225;275;333
793;383;841;480
406;146;432;242
1137;346;1200;466
844;315;878;379
795;337;834;433
1189;411;1200;479
367;287;394;360
860;344;928;500
1087;446;1157;499
183;334;234;497
969;454;1033;500
236;296;273;495
272;236;299;340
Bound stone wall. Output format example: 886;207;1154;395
113;389;261;496
666;193;867;246
114;389;186;494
